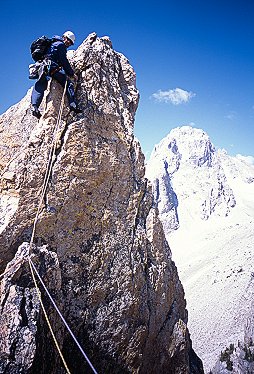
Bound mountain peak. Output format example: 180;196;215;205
151;125;215;170
146;125;236;230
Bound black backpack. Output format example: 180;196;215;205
30;36;52;62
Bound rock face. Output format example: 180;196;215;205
0;243;63;373
211;301;254;374
0;34;203;373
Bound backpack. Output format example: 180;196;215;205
30;36;52;62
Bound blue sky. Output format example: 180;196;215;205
1;0;254;161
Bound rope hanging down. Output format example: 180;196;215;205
29;256;98;374
28;80;72;373
26;80;97;374
0;80;98;373
0;83;67;280
29;80;68;253
28;256;71;374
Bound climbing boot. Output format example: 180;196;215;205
32;105;41;119
70;102;82;114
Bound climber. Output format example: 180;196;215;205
31;31;82;119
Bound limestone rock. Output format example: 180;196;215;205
0;242;64;373
146;126;237;233
0;34;203;373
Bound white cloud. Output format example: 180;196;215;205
236;154;254;165
152;88;196;105
225;111;237;120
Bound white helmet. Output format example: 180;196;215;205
63;31;75;45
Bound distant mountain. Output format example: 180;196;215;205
146;125;254;373
145;126;240;232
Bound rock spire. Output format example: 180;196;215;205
0;34;203;373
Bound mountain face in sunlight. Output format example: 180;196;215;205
146;125;254;372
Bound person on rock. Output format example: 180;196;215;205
31;31;82;119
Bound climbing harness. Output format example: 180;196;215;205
29;59;62;80
0;81;98;374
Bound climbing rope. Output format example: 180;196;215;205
28;256;98;374
28;256;71;374
27;80;73;373
0;83;67;280
29;80;68;253
27;81;97;373
1;80;98;374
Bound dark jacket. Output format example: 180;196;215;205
46;35;74;77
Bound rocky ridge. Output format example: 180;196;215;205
0;34;203;373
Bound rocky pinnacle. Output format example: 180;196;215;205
0;34;203;373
